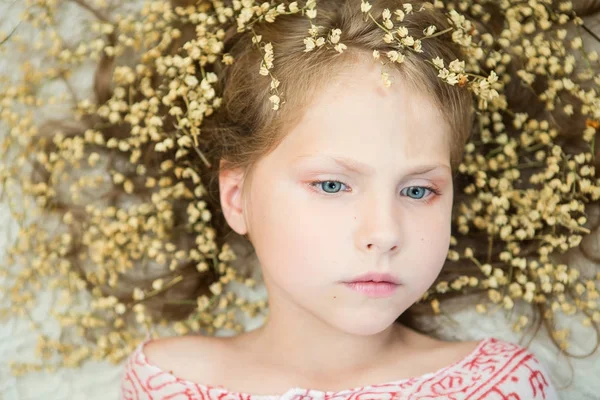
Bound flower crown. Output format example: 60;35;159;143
245;1;500;111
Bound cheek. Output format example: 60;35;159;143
403;205;452;283
248;182;327;282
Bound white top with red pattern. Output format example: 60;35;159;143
120;336;559;400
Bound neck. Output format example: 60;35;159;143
243;287;407;382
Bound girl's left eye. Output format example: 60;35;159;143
400;186;438;199
309;180;440;200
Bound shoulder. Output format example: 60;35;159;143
399;333;559;399
452;337;560;399
396;325;484;372
141;334;229;381
402;336;560;399
449;336;548;371
384;325;483;382
437;337;484;361
119;334;232;394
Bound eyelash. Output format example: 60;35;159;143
308;180;441;201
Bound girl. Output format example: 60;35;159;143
120;1;559;398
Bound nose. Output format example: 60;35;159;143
366;242;398;251
355;193;401;254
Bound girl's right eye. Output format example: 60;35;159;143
309;180;350;194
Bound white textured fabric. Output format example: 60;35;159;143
120;336;560;400
1;2;599;399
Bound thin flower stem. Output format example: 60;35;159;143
524;142;547;153
164;300;197;305
133;275;184;305
367;13;392;35
574;24;595;75
487;235;494;264
0;20;20;46
515;161;545;169
421;26;453;40
581;23;600;44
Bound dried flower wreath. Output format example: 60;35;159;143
0;0;599;376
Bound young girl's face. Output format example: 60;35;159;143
222;58;454;336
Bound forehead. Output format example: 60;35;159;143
275;59;451;167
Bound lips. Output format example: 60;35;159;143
343;281;399;298
345;272;400;285
342;272;401;298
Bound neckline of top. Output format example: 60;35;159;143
135;335;493;399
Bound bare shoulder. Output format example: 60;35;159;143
143;334;231;382
141;332;277;392
441;338;484;361
396;324;484;371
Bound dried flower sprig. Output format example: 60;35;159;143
418;0;600;353
358;2;501;109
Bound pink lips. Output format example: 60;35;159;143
343;273;400;298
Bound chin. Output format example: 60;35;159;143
327;310;400;336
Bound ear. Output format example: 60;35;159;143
219;160;248;235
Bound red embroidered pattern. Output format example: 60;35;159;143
119;337;559;400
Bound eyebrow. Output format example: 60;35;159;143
294;155;450;176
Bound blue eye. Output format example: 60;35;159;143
312;180;347;194
309;181;440;200
403;186;427;199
